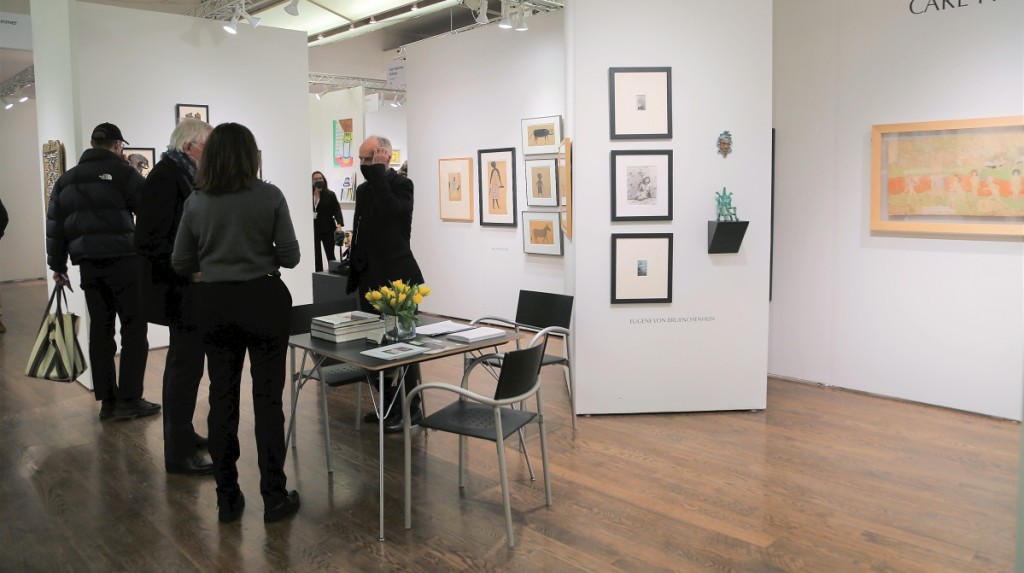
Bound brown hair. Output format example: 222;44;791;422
195;122;260;194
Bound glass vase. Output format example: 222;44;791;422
384;314;416;342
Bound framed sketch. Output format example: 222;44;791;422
175;103;208;124
525;158;558;207
438;157;474;222
522;211;563;256
478;147;517;226
391;149;401;165
871;116;1024;237
558;138;573;238
609;67;672;140
123;147;155;178
611;150;673;221
42;140;66;210
521;115;562;155
611;233;673;304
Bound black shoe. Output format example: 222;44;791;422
218;491;245;523
166;453;214;476
99;400;116;420
363;410;381;424
194;433;208;450
383;408;423;434
112;398;161;420
264;490;300;523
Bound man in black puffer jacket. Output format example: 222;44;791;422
46;122;159;422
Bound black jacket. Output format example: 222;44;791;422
46;147;144;273
313;188;344;236
346;164;424;294
0;197;7;240
134;155;194;326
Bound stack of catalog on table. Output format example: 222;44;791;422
310;310;384;343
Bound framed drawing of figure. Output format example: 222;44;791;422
525;158;558;207
611;149;673;221
438;157;474;222
478;147;517;227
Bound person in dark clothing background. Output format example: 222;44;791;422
0;197;8;333
46;122;158;421
346;135;425;433
135;117;214;476
311;170;344;272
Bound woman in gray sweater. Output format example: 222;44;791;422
172;122;301;524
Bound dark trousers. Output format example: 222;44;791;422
314;232;336;272
199;275;291;505
80;258;149;403
162;321;205;462
357;286;421;412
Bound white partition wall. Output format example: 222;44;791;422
771;0;1024;420
568;0;773;414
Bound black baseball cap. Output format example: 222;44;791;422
90;122;129;145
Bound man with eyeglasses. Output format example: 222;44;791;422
47;122;156;422
347;135;426;433
135;117;215;475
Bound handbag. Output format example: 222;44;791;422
25;283;87;382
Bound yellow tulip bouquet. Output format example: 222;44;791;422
364;280;431;330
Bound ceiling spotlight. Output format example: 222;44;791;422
514;1;527;31
475;0;489;24
315;92;322;101
349;23;356;31
498;0;511;28
284;0;300;16
410;2;419;10
2;97;12;110
223;14;238;34
18;95;28;103
317;33;325;40
242;11;261;29
369;15;377;24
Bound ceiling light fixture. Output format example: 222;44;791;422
284;0;300;16
369;15;377;24
223;15;238;34
18;95;28;103
2;97;12;110
514;1;528;31
410;2;419;10
498;0;511;28
315;91;322;100
475;0;489;24
242;10;261;29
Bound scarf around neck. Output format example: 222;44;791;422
162;148;197;187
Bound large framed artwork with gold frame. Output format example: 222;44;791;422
558;138;573;239
42;140;66;210
871;116;1024;238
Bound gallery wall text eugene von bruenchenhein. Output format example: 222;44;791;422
909;0;998;15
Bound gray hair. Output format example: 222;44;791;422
368;135;393;155
169;117;212;152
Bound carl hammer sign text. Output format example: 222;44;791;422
909;0;998;15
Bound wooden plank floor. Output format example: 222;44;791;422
0;278;1018;572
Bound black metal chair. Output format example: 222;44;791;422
286;300;372;474
403;333;552;549
470;289;576;428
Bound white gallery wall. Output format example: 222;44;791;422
771;0;1024;420
0;99;45;282
568;0;773;414
29;0;312;384
404;11;567;321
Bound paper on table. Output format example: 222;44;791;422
416;320;474;336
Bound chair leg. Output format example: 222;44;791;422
564;363;576;430
518;426;535;481
458;435;466;489
538;405;553;507
404;402;413;529
494;411;515;548
286;346;297;449
318;366;333;474
354;381;362;431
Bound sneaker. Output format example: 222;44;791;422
99;400;116;420
112;398;161;420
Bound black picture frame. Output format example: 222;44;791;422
175;103;209;124
608;67;672;140
610;149;673;221
477;147;517;227
123;147;156;178
611;233;673;304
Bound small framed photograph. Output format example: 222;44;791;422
175;103;208;124
611;150;673;221
609;67;672;140
123;147;156;178
438;157;474;222
521;115;562;155
558;138;573;238
522;211;563;256
478;147;517;226
611;233;673;304
525;158;559;207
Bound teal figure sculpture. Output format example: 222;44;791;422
715;188;738;221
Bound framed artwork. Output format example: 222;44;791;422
477;147;517;226
521;115;562;155
123;147;155;178
611;233;673;304
611;150;673;221
609;67;672;140
525;158;558;207
42;140;66;210
871;116;1024;237
257;150;263;179
558;138;573;238
391;149;401;165
175;103;208;124
522;211;563;256
438;157;474;222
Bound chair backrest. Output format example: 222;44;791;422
289;300;359;336
514;290;573;331
493;338;548;401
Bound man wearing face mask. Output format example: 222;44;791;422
311;170;344;272
346;135;425;433
135;117;215;475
